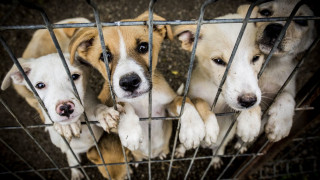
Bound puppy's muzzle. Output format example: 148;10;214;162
237;93;257;108
119;73;141;92
56;102;75;118
263;23;283;45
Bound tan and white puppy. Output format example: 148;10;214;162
1;53;122;180
5;17;91;122
87;132;132;180
69;12;213;162
174;7;264;167
254;0;316;142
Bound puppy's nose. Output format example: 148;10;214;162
238;93;257;108
119;73;141;92
264;23;283;41
56;102;75;118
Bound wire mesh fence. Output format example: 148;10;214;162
0;0;319;179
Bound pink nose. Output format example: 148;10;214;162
56;102;75;118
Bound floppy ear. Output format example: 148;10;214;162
87;146;100;164
135;11;173;40
68;28;98;64
174;25;198;51
1;59;31;90
237;4;259;18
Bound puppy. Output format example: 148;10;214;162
6;17;90;122
253;0;316;142
69;11;214;162
87;132;132;180
1;53;122;179
174;6;264;167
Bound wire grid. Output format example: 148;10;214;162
0;0;319;179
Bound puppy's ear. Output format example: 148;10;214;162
1;59;31;90
87;146;100;164
135;11;173;40
69;28;97;64
237;4;259;18
174;25;198;51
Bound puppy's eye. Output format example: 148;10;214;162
99;51;113;63
137;42;149;54
252;55;260;63
294;20;308;27
212;58;226;66
72;74;80;81
35;82;46;89
259;9;272;17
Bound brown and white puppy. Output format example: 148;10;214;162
87;132;132;180
174;7;264;168
253;0;316;142
69;12;213;162
3;17;90;122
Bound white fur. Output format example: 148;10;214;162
7;53;122;179
256;0;316;142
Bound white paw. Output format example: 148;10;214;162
266;106;293;142
174;144;186;158
118;111;143;151
179;104;205;149
237;110;261;142
71;169;84;180
95;103;125;133
203;113;219;146
54;121;81;142
234;141;248;154
212;157;223;169
159;152;167;160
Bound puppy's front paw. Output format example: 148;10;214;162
266;106;292;142
212;157;223;169
95;104;125;132
234;141;248;154
237;110;261;143
118;113;143;151
71;169;84;180
54;121;81;142
203;113;219;146
179;104;205;149
174;144;187;158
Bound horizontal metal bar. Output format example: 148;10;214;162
0;16;319;30
0;105;314;130
0;152;264;175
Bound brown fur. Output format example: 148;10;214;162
87;133;131;180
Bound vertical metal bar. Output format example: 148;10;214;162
233;140;269;179
85;0;131;179
200;1;267;179
0;163;23;180
217;142;245;180
167;1;217;179
0;97;69;180
0;138;46;180
147;1;156;180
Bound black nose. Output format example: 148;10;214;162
119;73;141;92
238;93;257;108
264;23;283;41
59;104;74;118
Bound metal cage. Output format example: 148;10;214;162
0;0;319;179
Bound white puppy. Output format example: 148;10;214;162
174;6;264;167
255;0;316;142
1;53;122;180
